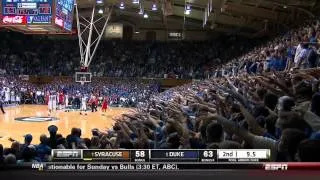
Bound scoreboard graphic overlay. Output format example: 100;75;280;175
51;149;270;163
20;149;320;171
37;149;318;171
0;0;74;34
3;149;315;172
23;149;305;171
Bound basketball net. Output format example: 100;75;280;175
80;81;85;86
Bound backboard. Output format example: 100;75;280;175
75;72;92;83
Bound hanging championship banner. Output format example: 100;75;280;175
105;23;123;39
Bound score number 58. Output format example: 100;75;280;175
135;151;146;158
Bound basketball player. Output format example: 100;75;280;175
45;91;50;105
65;93;69;108
10;89;15;104
58;91;64;110
4;87;10;105
74;92;81;109
90;95;98;112
0;97;5;114
48;92;57;116
101;97;108;113
16;92;21;105
0;88;4;103
80;94;88;115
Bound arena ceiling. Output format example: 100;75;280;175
76;0;320;37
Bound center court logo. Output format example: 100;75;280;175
15;116;59;122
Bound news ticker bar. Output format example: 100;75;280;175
28;162;320;171
52;149;270;162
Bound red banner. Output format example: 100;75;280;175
2;16;27;24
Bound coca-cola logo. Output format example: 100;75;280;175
2;16;27;24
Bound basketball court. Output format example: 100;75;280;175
0;105;130;147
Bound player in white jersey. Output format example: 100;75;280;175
65;94;69;107
16;93;21;105
10;90;15;104
0;89;4;102
4;87;10;104
48;93;57;116
80;95;88;115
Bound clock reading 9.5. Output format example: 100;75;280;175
247;151;256;158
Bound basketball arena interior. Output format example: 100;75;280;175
1;0;320;176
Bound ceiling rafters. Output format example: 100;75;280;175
75;0;317;36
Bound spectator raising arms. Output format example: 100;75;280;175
1;18;320;167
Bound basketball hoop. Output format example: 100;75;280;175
76;75;90;85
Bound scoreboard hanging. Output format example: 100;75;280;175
55;0;74;31
2;0;52;25
0;0;74;34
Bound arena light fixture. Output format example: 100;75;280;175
135;31;140;34
185;4;191;15
98;9;103;14
96;0;103;4
152;4;157;11
132;0;139;4
143;13;148;18
120;2;125;9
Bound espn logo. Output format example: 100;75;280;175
265;163;288;171
52;149;82;159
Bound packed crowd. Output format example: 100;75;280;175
213;19;320;77
1;19;320;165
1;68;320;164
0;32;263;79
0;76;160;107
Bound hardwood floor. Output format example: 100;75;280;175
0;105;130;147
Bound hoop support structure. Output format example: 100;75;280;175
74;1;113;68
